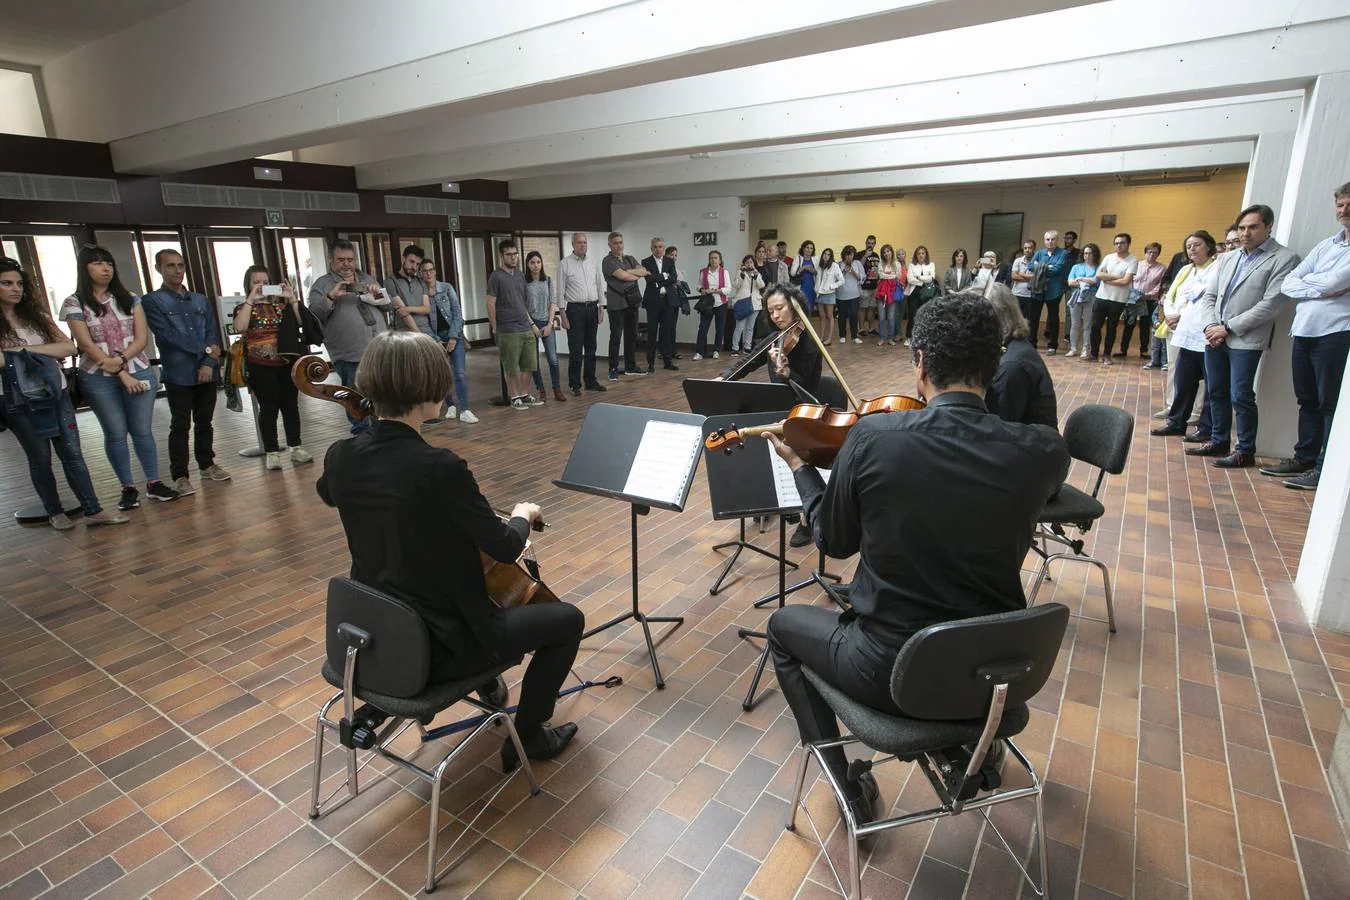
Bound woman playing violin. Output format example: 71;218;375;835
317;331;583;772
720;284;822;398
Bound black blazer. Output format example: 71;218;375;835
317;420;531;671
642;256;679;311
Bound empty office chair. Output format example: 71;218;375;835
308;578;539;893
785;602;1070;900
1028;404;1133;632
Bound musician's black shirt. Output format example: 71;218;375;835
986;338;1058;429
317;420;530;668
722;328;822;396
794;391;1069;643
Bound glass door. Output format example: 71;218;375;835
454;236;490;342
336;231;393;282
187;228;262;343
271;228;327;296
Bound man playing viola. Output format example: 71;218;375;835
317;331;583;771
764;293;1069;824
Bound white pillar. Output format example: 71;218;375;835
1277;72;1350;629
1242;131;1295;219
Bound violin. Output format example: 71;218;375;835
291;354;557;609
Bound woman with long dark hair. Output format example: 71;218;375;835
905;245;937;345
59;245;178;510
943;248;973;294
814;247;842;346
232;265;323;469
1065;243;1101;358
1;257;126;528
523;250;562;401
790;240;817;314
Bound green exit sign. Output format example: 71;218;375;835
265;208;285;227
448;215;460;230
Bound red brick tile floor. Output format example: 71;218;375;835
1;341;1348;898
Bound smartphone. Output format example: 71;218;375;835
262;284;282;296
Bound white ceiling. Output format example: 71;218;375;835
0;0;192;66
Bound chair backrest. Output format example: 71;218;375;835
890;603;1070;721
326;577;431;697
813;374;850;410
1062;404;1133;475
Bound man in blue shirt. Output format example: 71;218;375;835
1263;182;1350;490
142;249;230;495
1030;230;1070;354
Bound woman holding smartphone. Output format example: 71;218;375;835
233;266;323;470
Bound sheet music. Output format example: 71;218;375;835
621;421;704;506
768;441;829;509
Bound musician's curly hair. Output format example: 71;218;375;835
909;291;1002;390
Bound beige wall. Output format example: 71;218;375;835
748;169;1248;266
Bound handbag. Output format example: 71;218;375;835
733;296;755;320
694;294;715;313
225;338;248;387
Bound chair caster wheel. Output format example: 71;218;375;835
785;824;796;832
529;786;542;797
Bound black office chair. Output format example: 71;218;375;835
785;603;1069;900
308;578;540;894
1028;404;1133;633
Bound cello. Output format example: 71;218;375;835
704;294;925;466
291;354;559;608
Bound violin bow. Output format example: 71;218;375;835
786;295;861;411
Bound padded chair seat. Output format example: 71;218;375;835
803;666;1030;756
321;657;521;720
1038;483;1104;526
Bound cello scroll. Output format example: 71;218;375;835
291;354;373;421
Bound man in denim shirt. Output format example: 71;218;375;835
142;249;230;495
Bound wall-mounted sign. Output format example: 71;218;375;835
264;208;285;227
739;219;746;232
758;229;778;241
693;231;718;246
1100;214;1117;228
448;215;461;230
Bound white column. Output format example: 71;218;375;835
1279;72;1350;629
1242;131;1296;218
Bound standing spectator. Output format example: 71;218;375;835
730;254;765;353
836;245;864;345
555;233;606;397
143;249;230;494
875;244;902;346
1150;232;1218;440
1065;243;1101;358
1119;242;1166;358
1088;234;1139;365
942;249;974;294
985;284;1057;428
523;251;564;402
858;236;880;336
760;241;789;289
894;248;913;344
777;241;793;272
1264;183;1350;489
790;241;817;314
665;244;692;352
971;250;999;292
1191;205;1301;467
694;250;731;360
385;245;432;334
1;258;127;528
814;248;842;346
60;246;178;509
905;246;937;346
641;238;679;372
232;266;322;469
418;257;477;423
487;240;543;410
602;232;646;380
1030;230;1069;354
1062;231;1083;270
1011;239;1037;324
307;239;389;434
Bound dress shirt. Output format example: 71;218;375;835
987;339;1058;428
555;253;606;307
1132;259;1165;298
1031;247;1069;300
1283;230;1350;337
141;284;220;386
317;420;531;668
793;392;1069;642
1227;236;1274;295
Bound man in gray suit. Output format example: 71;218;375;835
1189;204;1301;467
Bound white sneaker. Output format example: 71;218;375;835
712;351;719;359
854;338;863;344
523;394;545;407
265;451;283;470
511;397;528;410
459;409;479;424
290;446;313;464
444;405;458;420
692;353;703;361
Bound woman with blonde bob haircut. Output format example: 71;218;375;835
321;330;585;772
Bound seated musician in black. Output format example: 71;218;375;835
984;283;1059;428
720;284;822;400
317;331;584;771
765;292;1069;823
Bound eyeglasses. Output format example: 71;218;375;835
420;266;436;273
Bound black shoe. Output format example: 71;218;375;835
1284;468;1320;490
1213;451;1255;468
501;722;578;773
145;481;180;502
788;523;812;548
843;771;880;825
571;387;582;397
1182;430;1208;443
663;362;679;371
477;675;509;709
608;369;620;381
585;382;607;392
117;486;140;511
1150;423;1187;437
1258;457;1314;477
1111;351;1127;358
626;367;649;375
1185;441;1230;457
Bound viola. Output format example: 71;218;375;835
705;394;925;468
291;354;557;609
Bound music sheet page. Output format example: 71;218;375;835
621;421;703;506
768;441;830;510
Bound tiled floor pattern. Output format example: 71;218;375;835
1;341;1349;899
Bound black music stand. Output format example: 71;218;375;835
555;404;704;688
684;379;800;594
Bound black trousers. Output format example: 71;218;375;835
566;301;600;389
1088;299;1127;359
247;364;301;452
646;305;678;366
1167;347;1211;434
1027;294;1061;350
768;605;907;796
608;306;639;373
165;381;216;480
1118;298;1156;355
433;602;584;736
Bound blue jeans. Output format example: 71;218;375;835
333;359;368;433
446;340;469;410
1292;330;1350;467
2;392;102;516
530;318;561;392
80;369;161;486
879;302;900;341
1204;344;1263;453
